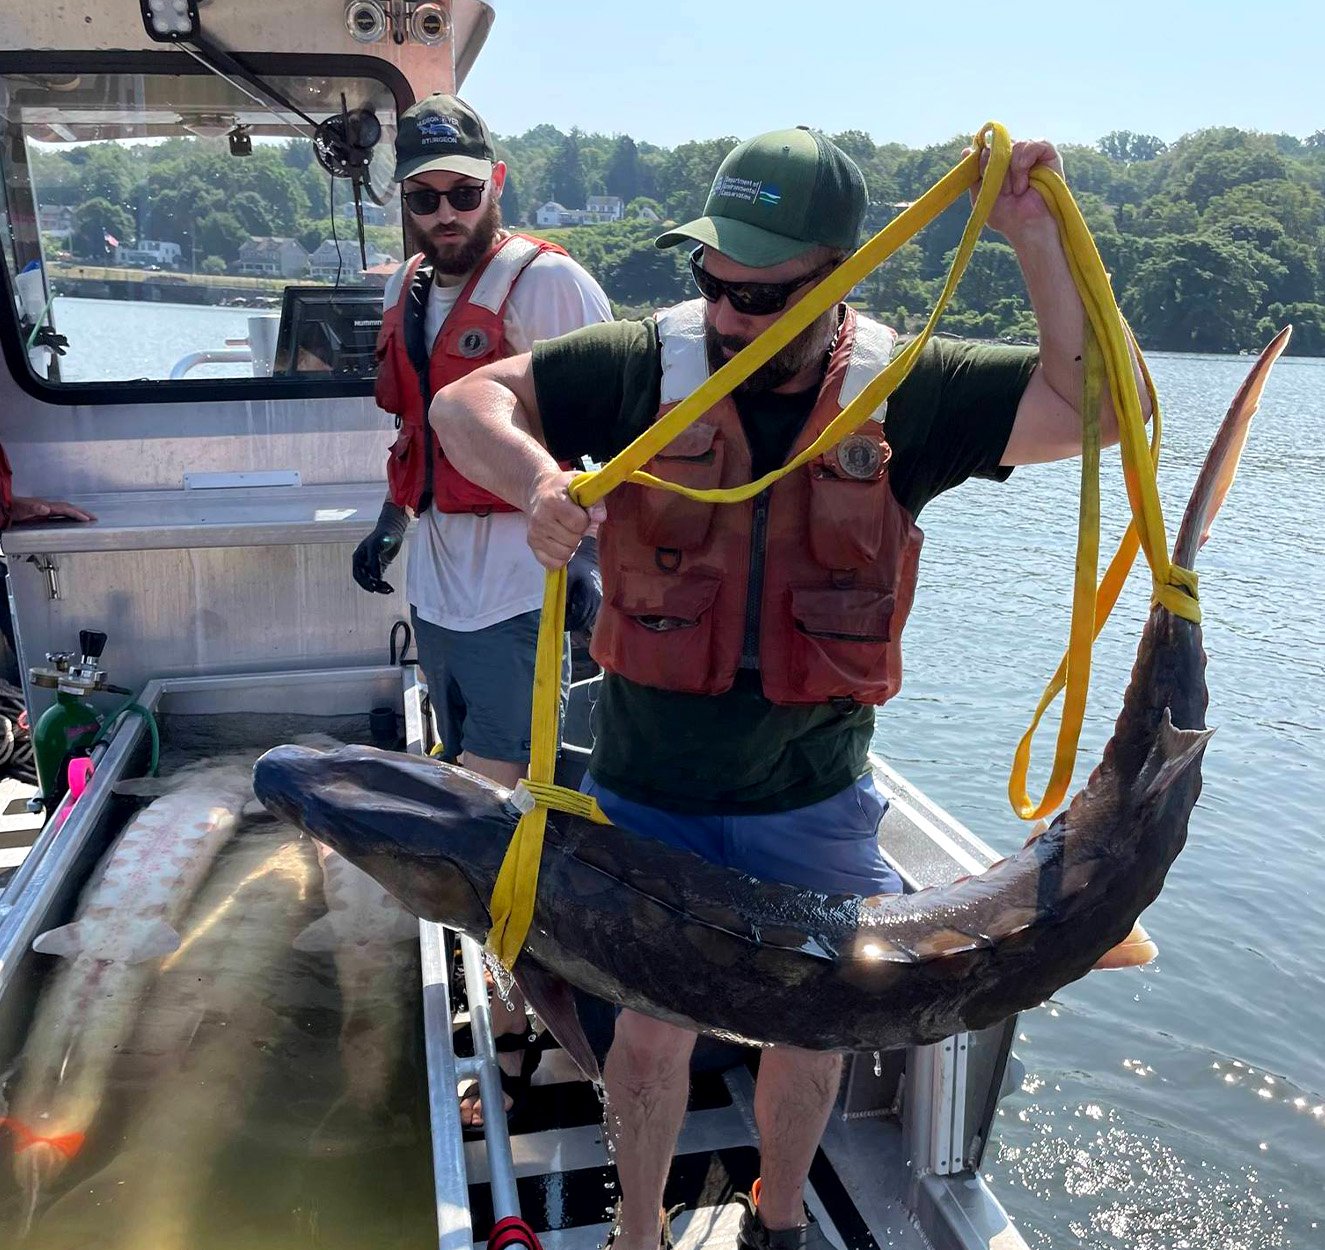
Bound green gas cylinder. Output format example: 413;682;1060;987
29;630;124;810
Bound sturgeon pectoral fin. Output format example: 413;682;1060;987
32;919;181;961
513;957;602;1084
127;920;184;962
31;922;85;958
1093;921;1159;970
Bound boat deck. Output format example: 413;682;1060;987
470;1045;928;1250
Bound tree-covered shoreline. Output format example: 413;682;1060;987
501;124;1325;355
31;122;1325;355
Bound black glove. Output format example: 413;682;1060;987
352;501;409;594
565;536;602;640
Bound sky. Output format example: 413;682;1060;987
461;0;1321;150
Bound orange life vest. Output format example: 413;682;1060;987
374;233;568;514
592;300;924;707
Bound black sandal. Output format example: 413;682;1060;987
458;1027;547;1139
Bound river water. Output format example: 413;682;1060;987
880;348;1325;1248
15;297;1325;1247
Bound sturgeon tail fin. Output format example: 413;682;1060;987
1172;326;1292;570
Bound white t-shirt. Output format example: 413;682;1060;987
382;249;612;631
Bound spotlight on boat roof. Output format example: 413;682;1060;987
345;1;388;42
140;0;199;42
410;2;451;45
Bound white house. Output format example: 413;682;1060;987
585;195;624;223
309;238;396;282
115;238;184;269
535;200;582;227
535;197;627;228
237;237;309;278
630;203;662;222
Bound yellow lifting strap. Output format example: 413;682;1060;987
485;121;1200;969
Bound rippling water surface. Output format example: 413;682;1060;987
876;350;1325;1248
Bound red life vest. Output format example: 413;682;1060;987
0;443;12;529
592;300;924;707
374;233;568;514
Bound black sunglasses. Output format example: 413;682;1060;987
403;182;486;215
689;247;833;317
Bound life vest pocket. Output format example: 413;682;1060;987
807;442;891;569
595;567;722;693
787;584;895;700
636;423;726;551
373;326;405;415
386;427;420;510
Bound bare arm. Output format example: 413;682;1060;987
975;140;1152;468
430;354;604;568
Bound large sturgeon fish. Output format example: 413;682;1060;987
2;760;253;1224
253;332;1290;1068
34;831;319;1250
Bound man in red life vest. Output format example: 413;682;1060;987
432;127;1153;1250
351;95;611;1129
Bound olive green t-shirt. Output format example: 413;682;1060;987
533;317;1037;814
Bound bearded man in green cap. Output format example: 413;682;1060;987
432;126;1150;1250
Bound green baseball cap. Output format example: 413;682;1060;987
394;93;496;183
656;127;867;268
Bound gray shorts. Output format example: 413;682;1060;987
410;607;569;764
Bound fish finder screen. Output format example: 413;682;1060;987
273;288;384;378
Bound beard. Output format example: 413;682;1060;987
704;305;838;394
419;195;503;276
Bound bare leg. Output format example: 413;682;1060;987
604;1010;696;1250
459;751;530;1128
752;1048;842;1229
460;752;525;791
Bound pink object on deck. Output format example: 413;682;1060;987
66;756;94;801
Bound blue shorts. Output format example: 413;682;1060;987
581;774;904;897
411;608;569;764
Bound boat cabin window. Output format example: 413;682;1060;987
0;64;403;400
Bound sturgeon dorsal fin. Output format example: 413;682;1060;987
1137;709;1215;803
